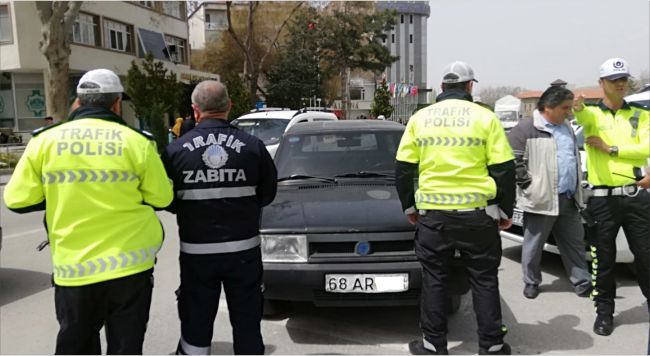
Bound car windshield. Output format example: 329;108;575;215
496;111;518;122
275;130;404;178
230;118;289;145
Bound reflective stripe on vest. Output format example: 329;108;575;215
42;169;139;184
176;186;256;200
415;136;486;147
53;246;158;279
415;192;494;205
180;235;260;254
180;335;210;355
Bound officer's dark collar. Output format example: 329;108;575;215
435;88;473;103
68;106;127;125
195;118;233;129
597;99;630;114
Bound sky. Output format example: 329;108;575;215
426;0;650;92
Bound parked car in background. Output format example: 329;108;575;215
260;120;469;314
230;108;337;157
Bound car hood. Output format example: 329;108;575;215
261;181;413;233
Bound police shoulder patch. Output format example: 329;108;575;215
31;121;63;137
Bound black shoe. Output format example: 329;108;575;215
408;340;448;355
576;286;593;298
523;284;539;299
593;314;614;336
479;342;511;355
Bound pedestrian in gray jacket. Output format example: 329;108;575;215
507;86;591;299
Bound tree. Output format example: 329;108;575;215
222;72;251;120
226;1;304;107
369;78;393;118
476;86;525;109
126;54;183;151
318;3;398;119
265;7;322;109
35;1;82;121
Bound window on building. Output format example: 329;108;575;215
391;34;395;43
164;35;187;64
0;4;12;43
410;15;413;24
162;1;183;19
409;34;413;44
350;87;365;101
400;15;404;23
103;19;133;53
205;13;210;23
72;13;100;46
138;1;155;8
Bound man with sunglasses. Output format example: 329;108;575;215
573;58;649;337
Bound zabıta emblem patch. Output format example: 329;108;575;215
202;144;229;169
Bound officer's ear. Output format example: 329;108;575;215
466;81;474;94
111;96;122;116
192;103;202;122
225;98;232;119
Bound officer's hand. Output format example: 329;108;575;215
638;168;650;189
498;218;512;230
406;213;418;225
585;136;610;153
573;94;585;112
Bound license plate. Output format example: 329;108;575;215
512;209;523;226
324;273;408;293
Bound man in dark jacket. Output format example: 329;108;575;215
162;80;277;355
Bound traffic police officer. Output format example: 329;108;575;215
573;58;649;337
396;61;515;355
162;80;277;355
3;68;173;354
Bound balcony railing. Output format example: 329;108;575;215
205;22;227;31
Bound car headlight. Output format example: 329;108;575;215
261;234;308;263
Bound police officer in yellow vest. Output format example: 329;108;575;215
573;58;649;337
396;61;515;355
3;69;173;354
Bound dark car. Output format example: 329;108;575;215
260;120;469;314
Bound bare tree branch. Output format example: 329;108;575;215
226;2;247;57
34;1;54;24
258;1;303;67
62;2;83;36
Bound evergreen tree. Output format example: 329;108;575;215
266;8;322;109
126;53;183;151
222;72;251;120
370;78;393;118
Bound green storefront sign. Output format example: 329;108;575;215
26;90;45;117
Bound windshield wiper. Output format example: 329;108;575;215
334;171;394;179
277;174;337;183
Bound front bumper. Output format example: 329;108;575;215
263;260;469;307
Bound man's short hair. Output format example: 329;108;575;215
441;81;470;92
191;80;229;113
78;82;121;109
537;86;575;112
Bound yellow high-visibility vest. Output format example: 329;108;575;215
574;101;649;186
396;99;514;210
4;111;173;286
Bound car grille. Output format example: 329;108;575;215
308;232;416;263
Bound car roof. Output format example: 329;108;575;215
235;109;337;121
285;120;404;135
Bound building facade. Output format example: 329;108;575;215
0;1;215;136
187;1;228;51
